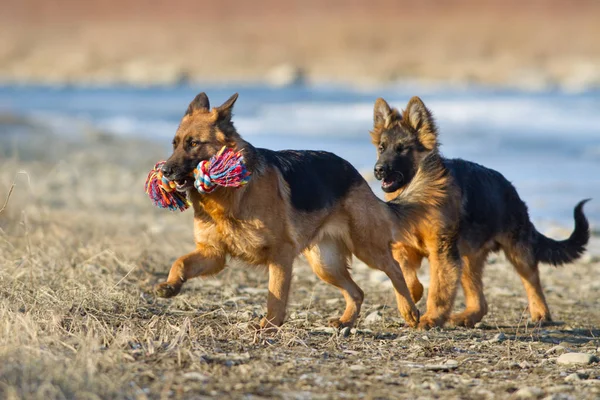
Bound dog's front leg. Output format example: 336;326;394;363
260;253;295;330
392;246;424;304
155;244;226;298
419;236;462;329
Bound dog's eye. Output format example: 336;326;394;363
396;144;404;153
190;140;200;148
378;144;385;153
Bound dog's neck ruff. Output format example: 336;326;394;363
145;146;251;211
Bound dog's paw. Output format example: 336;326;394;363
530;313;553;326
402;307;420;328
417;313;445;330
155;282;181;298
328;317;355;329
449;312;480;328
255;317;282;333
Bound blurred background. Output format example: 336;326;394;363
0;0;599;229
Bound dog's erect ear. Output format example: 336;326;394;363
373;97;399;128
215;93;239;123
403;96;438;150
185;92;210;115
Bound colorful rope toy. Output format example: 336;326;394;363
145;161;191;212
194;146;251;194
145;146;251;211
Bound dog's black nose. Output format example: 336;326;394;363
374;164;387;180
161;163;174;177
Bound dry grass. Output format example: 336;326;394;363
1;120;599;399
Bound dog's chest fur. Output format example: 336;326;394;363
190;179;286;265
218;218;272;264
195;215;272;266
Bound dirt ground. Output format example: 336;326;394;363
1;0;600;89
1;118;599;399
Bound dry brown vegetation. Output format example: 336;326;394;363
1;119;600;399
1;0;600;88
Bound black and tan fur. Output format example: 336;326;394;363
155;92;421;329
371;96;590;328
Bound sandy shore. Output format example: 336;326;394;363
1;117;599;398
1;0;600;89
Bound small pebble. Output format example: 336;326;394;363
182;372;209;382
349;364;366;371
445;359;459;367
311;326;336;334
364;311;382;325
424;362;459;371
487;332;506;343
556;353;597;365
555;343;575;353
542;395;575;400
351;328;373;335
545;345;566;355
513;386;543;399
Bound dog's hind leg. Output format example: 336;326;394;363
156;244;226;298
304;237;364;328
449;253;488;328
352;240;420;327
504;243;551;323
345;188;419;327
355;247;419;327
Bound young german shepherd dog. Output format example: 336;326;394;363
155;92;421;329
370;96;590;328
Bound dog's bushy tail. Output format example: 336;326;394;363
534;199;590;265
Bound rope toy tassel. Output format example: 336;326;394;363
194;146;251;194
144;161;190;212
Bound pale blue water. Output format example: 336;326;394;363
0;83;599;229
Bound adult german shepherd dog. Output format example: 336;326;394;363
155;92;421;329
370;96;590;328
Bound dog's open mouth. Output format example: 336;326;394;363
174;177;194;192
381;173;403;192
